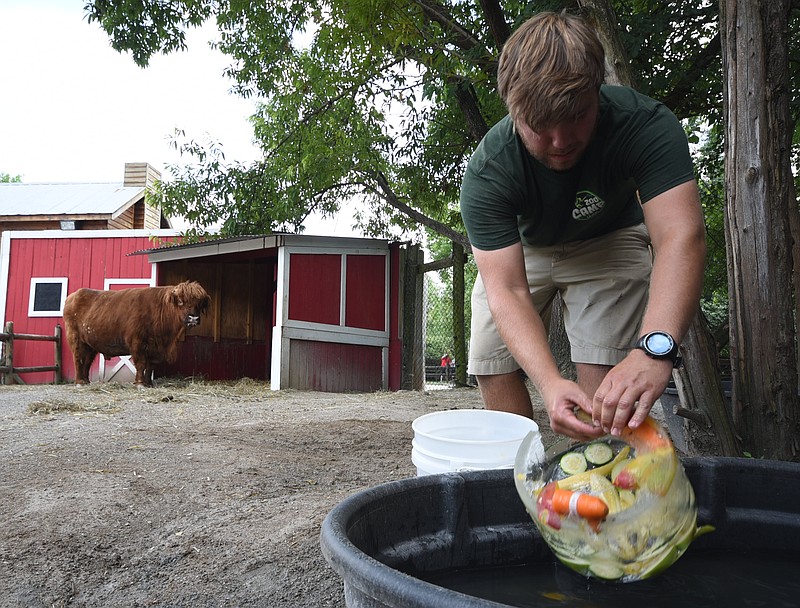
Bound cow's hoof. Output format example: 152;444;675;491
75;383;89;389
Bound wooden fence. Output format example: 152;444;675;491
0;321;62;385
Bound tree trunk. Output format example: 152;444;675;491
549;295;577;381
788;182;800;394
720;0;800;459
452;242;468;386
577;0;636;87
672;312;740;455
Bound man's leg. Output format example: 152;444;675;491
574;362;611;400
476;371;534;418
469;245;556;419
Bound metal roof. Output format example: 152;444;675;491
0;182;143;218
138;233;391;262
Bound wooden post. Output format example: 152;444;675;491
3;321;13;385
214;264;223;343
246;260;254;345
452;242;467;386
401;245;425;390
54;324;63;384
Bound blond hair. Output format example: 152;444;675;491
497;12;605;131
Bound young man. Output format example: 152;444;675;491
460;12;706;440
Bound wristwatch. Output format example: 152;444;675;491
635;331;683;368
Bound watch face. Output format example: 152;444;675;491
645;332;673;355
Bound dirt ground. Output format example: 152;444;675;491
0;379;719;608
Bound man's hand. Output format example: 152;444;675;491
542;377;605;441
591;349;673;436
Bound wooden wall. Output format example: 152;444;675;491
158;255;276;381
287;340;383;391
108;205;136;230
123;162;162;230
275;248;392;392
0;220;61;232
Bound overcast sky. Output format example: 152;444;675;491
0;0;264;185
0;1;372;236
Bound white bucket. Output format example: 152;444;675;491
411;409;541;476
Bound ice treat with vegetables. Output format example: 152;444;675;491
514;414;714;582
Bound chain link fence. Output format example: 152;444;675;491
422;263;476;389
413;249;593;393
400;243;476;391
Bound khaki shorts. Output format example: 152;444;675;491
468;224;652;376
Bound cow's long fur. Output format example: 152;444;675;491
63;281;211;387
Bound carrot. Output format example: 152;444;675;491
550;488;609;520
621;416;671;452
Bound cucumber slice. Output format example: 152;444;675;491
632;545;681;581
556;555;591;576
585;442;613;465
560;451;588;475
588;561;625;581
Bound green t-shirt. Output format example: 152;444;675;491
460;85;695;250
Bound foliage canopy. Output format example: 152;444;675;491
85;0;731;243
0;173;22;183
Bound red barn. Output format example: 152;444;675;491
0;230;418;392
0;229;180;384
141;234;408;392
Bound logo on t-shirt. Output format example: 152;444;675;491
572;190;605;221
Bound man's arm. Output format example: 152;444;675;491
592;179;706;435
472;243;601;438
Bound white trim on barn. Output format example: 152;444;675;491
104;276;156;290
271;242;391;391
28;277;69;317
271;246;288;390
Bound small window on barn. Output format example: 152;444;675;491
29;278;68;317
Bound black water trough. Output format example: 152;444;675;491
320;458;800;607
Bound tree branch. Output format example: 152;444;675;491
260;56;407;161
660;33;722;115
477;0;511;49
446;75;490;143
414;0;484;53
369;170;472;250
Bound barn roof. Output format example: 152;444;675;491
136;234;391;262
0;182;144;219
